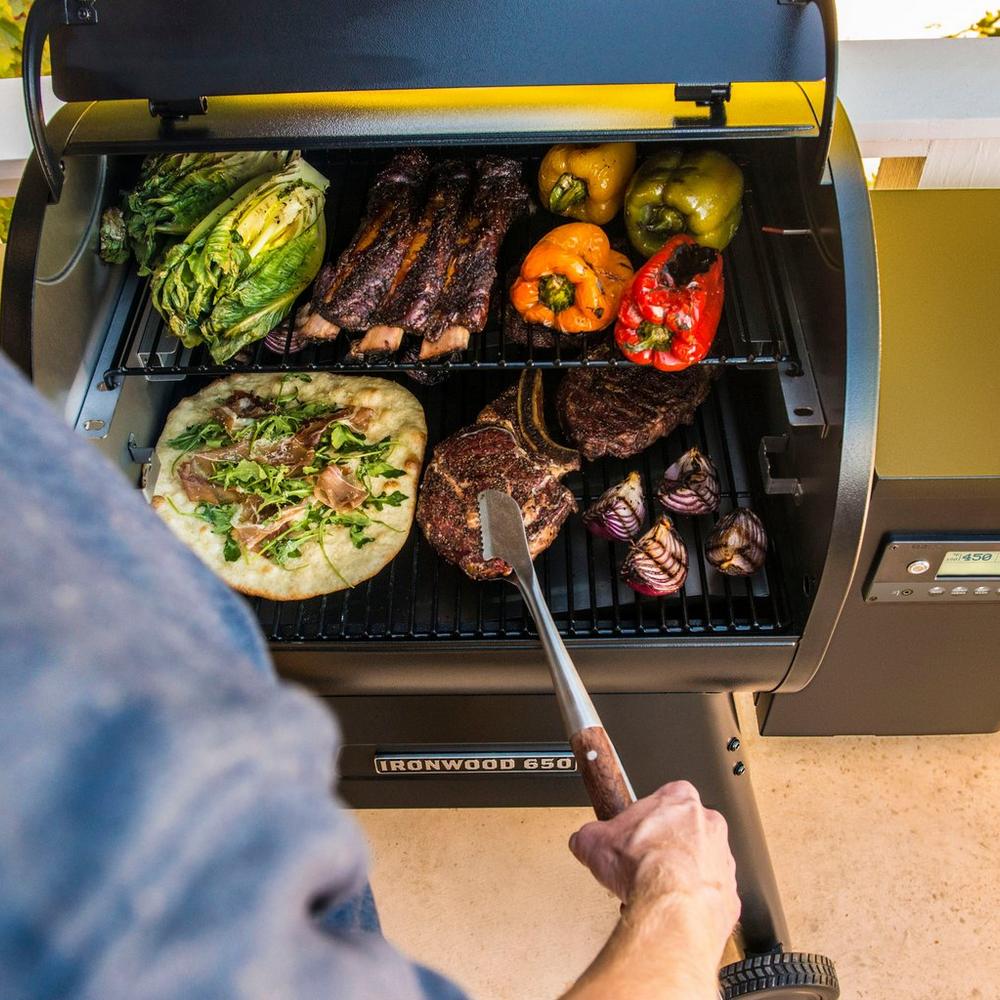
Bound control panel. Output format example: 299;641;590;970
865;537;1000;603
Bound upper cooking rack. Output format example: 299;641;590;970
101;151;797;384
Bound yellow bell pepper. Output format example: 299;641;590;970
538;142;637;225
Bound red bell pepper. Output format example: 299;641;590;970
614;234;724;371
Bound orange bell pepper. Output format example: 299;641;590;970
510;223;633;334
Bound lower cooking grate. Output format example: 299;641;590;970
250;371;791;644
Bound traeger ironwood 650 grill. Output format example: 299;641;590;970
9;0;996;993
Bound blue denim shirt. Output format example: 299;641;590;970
0;354;465;1000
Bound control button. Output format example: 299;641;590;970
907;559;931;575
975;587;991;595
951;586;969;596
928;586;945;595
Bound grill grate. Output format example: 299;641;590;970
103;151;794;384
248;372;791;644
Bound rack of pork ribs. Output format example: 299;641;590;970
294;150;530;373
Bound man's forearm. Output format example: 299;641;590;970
561;893;722;1000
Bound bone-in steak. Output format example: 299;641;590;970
556;362;713;460
416;372;579;580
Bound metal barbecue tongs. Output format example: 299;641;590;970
478;489;636;819
479;490;743;992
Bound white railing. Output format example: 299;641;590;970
1;39;999;197
839;39;1000;187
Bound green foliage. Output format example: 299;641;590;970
969;10;1000;36
0;198;12;243
951;9;1000;37
0;1;50;79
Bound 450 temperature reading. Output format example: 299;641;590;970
938;550;1000;578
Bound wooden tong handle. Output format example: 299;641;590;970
571;724;745;969
569;725;635;821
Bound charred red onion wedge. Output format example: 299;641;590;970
621;515;688;596
264;320;306;355
705;508;768;576
582;471;646;541
657;447;720;515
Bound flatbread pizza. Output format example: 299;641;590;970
151;372;426;600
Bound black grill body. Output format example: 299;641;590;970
1;108;878;714
2;4;876;967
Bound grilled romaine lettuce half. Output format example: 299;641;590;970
150;157;330;363
100;150;294;274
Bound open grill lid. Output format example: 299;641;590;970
46;0;828;101
25;0;835;201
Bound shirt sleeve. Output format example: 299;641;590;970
0;353;466;1000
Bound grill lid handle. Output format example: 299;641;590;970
23;0;98;203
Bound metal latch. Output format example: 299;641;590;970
758;435;803;500
675;83;731;127
149;97;208;121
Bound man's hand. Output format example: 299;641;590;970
561;781;741;1000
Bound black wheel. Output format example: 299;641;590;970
719;952;839;999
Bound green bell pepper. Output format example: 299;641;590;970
624;149;744;257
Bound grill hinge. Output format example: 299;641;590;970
148;97;209;121
674;83;731;127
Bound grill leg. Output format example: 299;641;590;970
595;692;789;954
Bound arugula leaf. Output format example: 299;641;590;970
234;399;339;443
365;490;407;511
168;419;230;453
329;423;369;451
209;459;313;508
362;460;406;479
194;501;238;533
349;524;373;548
193;502;242;561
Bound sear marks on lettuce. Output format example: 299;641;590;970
166;379;408;567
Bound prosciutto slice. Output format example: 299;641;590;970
231;503;309;551
313;465;367;512
177;456;244;505
210;391;274;434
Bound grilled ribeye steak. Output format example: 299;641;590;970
417;372;580;580
557;361;713;460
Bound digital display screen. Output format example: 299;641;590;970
937;551;1000;577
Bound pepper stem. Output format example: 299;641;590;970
633;320;673;351
548;173;588;214
538;274;576;313
642;205;686;235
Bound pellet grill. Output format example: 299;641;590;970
8;0;998;995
